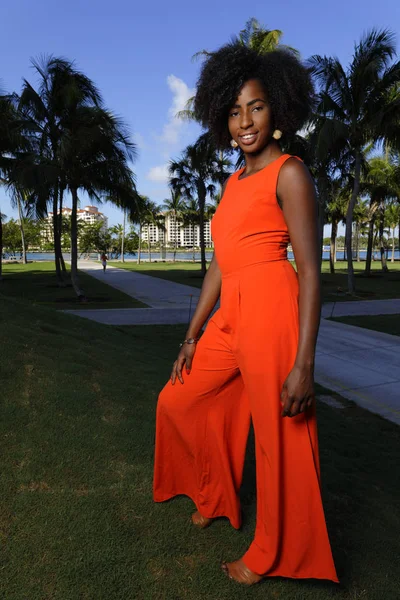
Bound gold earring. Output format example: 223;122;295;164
230;139;239;148
272;129;282;140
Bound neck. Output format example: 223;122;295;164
243;140;282;172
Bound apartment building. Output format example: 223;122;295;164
141;212;213;248
41;205;108;242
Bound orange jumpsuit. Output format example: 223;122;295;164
153;154;338;582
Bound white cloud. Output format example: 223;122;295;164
160;75;195;145
146;164;170;183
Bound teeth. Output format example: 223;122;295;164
241;134;256;139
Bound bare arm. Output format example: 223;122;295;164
185;253;221;340
171;181;228;384
277;158;321;416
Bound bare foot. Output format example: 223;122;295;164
191;510;214;529
221;559;263;585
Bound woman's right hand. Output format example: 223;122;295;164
171;343;197;385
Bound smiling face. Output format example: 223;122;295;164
228;79;274;154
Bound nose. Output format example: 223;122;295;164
239;109;253;130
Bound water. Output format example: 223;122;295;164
20;249;400;262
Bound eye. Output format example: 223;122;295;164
229;110;239;117
252;105;263;112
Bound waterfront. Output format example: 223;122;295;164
17;249;400;262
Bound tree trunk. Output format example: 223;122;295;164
379;200;389;272
173;211;177;262
16;193;27;264
137;223;142;264
192;224;196;262
58;186;68;276
330;219;337;274
70;188;86;301
121;208;126;262
355;222;361;262
198;185;207;276
149;239;152;263
346;150;361;294
365;197;378;276
391;227;395;263
52;190;64;284
365;219;375;276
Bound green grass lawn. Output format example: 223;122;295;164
110;259;400;302
0;262;147;309
1;295;399;599
331;314;400;337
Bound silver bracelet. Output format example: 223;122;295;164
179;337;198;348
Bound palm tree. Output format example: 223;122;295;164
16;57;138;298
161;191;185;262
325;180;349;273
178;19;298;122
0;92;32;267
143;201;165;263
363;156;400;275
309;29;400;294
181;198;200;262
386;202;400;262
133;195;151;265
170;133;229;275
63;106;136;298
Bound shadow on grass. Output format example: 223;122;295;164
0;264;146;309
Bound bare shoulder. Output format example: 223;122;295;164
279;157;313;185
277;157;316;201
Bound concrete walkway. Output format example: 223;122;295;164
316;319;400;425
64;261;400;425
63;261;203;325
322;298;400;318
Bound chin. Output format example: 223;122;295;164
241;144;263;155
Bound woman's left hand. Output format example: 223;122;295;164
280;364;315;418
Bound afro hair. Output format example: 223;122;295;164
194;43;314;149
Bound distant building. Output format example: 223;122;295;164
141;212;213;249
41;205;108;243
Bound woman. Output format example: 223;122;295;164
100;252;108;272
153;44;338;586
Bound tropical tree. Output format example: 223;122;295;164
181;198;200;262
386;202;400;262
363;156;400;274
133;195;151;265
170;133;230;274
309;28;400;293
161;191;185;261
143;201;165;263
325;180;349;273
15;57;139;299
178;18;298;122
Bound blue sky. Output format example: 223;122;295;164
1;0;399;227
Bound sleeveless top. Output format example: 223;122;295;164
211;154;299;276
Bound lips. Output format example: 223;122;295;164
238;132;258;146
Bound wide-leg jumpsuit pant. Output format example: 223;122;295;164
154;155;338;581
154;260;338;581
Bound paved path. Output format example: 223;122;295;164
63;261;203;325
316;319;400;425
322;298;400;318
77;261;201;308
64;262;400;425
